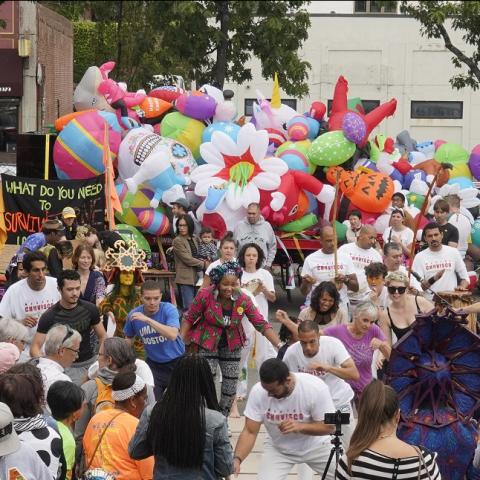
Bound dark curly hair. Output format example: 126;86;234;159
209;260;243;286
310;281;340;321
238;243;265;270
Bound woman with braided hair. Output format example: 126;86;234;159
129;354;233;479
180;260;281;416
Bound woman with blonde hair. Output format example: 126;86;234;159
336;380;441;479
379;271;433;345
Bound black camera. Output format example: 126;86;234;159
324;410;350;425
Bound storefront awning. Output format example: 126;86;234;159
0;49;23;97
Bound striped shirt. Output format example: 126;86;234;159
336;447;441;479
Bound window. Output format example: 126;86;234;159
0;98;19;153
411;101;463;120
244;98;297;117
354;1;398;13
327;99;380;116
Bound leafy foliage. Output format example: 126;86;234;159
401;1;480;90
43;0;311;97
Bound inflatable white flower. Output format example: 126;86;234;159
191;123;288;210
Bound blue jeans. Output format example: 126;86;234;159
178;284;195;310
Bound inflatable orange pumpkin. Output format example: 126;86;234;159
326;166;394;214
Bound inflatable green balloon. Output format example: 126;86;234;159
347;98;363;113
160;112;205;160
278;213;318;233
308;131;356;167
334;220;347;242
407;192;425;209
471;218;480;247
434;143;468;165
115;224;151;253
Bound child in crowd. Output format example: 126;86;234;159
47;381;86;480
194;226;218;285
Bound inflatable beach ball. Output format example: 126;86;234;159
54;111;122;180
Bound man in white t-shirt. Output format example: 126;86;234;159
338;225;382;307
412;222;469;300
0;251;60;359
233;358;336;480
301;225;358;309
446;194;472;261
283;320;358;447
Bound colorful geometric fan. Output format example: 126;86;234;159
387;307;480;479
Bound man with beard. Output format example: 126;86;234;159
233;358;336;480
301;225;358;311
412;222;469;300
30;270;106;385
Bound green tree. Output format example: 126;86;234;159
401;1;480;90
43;1;311;96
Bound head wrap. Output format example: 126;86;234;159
209;260;243;286
111;375;146;401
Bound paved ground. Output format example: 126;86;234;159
223;272;328;478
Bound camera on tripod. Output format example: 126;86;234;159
324;410;350;427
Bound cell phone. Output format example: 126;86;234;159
324;411;350;425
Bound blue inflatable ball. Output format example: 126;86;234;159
202;122;240;143
403;169;426;190
472;218;480;247
448;176;474;189
304;115;320;140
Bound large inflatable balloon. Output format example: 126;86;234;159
308;130;356;167
118;128;190;208
468;144;480;180
118;127;196;183
202;122;240;144
53;111;122;180
472;218;480;247
115;183;170;235
175;91;217;121
148;86;184;103
191;123;288;211
328;76;397;147
434;142;469;165
276;140;314;174
250;73;297;136
115;224;151;252
160;111;205;159
326;166;394;214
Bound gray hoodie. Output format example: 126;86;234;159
233;216;277;267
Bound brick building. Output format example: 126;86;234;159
0;1;73;163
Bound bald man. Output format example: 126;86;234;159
338;225;382;307
300;225;358;310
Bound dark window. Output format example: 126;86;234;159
327;99;380;116
354;1;397;13
244;98;297;117
0;98;19;153
411;101;463;119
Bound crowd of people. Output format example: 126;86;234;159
0;190;477;480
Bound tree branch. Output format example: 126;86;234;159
437;22;480;82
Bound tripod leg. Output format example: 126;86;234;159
321;448;336;480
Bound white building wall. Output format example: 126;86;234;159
224;14;480;150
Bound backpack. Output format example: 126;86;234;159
94;378;114;413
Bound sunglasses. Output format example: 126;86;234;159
387;286;407;294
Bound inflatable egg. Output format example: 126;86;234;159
54;111;122;180
308;131;356;167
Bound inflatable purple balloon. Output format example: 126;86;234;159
342;111;367;145
175;91;217;121
468;144;480;180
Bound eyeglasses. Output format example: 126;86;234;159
387;286;407;294
64;347;80;355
